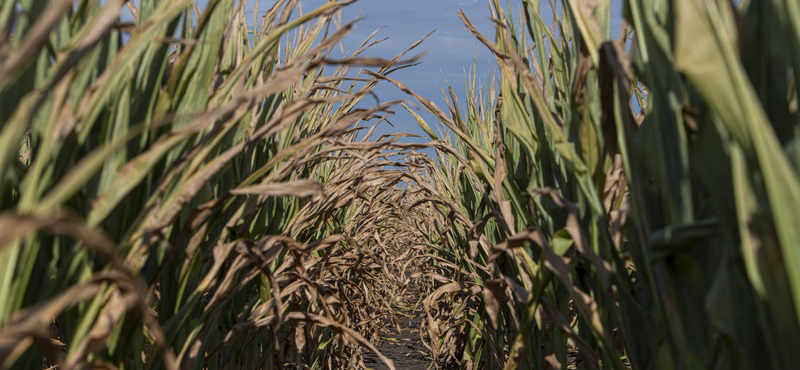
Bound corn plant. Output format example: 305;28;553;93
0;0;437;368
397;0;800;369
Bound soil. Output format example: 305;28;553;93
362;309;430;370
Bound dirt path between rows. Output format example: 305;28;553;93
362;310;429;370
362;280;430;370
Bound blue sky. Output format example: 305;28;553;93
288;0;623;140
288;0;501;140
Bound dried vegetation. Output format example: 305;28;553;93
1;0;799;369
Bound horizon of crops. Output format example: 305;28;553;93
1;0;799;369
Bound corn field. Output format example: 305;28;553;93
0;0;798;368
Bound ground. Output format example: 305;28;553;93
362;309;429;370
